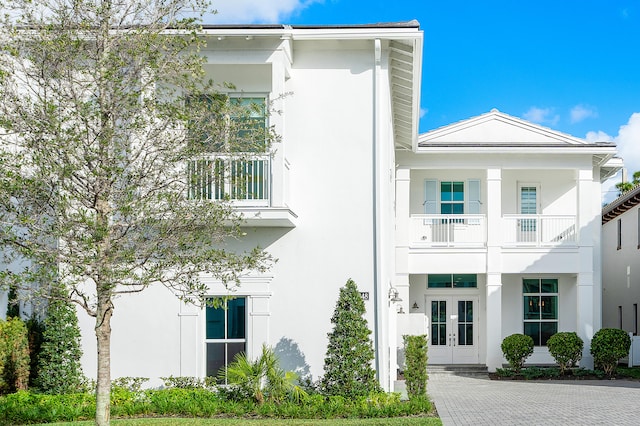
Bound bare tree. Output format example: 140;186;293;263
0;0;274;423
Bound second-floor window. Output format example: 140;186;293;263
187;95;269;202
424;179;481;217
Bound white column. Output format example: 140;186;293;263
576;168;597;368
485;168;503;371
395;167;411;313
486;272;503;371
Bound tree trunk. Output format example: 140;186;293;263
95;294;113;426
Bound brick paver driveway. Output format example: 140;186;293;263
428;373;640;425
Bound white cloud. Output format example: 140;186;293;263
570;104;598;123
589;113;640;203
420;107;428;118
206;0;320;24
523;106;559;126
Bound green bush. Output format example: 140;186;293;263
403;335;428;400
590;328;631;377
501;334;534;373
321;279;381;398
0;317;30;393
547;332;583;374
35;290;83;394
0;388;433;423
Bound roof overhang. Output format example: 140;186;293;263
602;184;640;224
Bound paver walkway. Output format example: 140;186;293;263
427;373;640;425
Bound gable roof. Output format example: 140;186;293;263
417;109;621;182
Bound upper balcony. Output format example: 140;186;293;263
187;154;296;227
408;214;576;248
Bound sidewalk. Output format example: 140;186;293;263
427;373;640;425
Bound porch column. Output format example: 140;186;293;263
395;167;411;312
486;168;503;371
576;167;597;368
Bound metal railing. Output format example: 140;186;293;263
187;155;269;206
502;215;576;246
410;215;486;247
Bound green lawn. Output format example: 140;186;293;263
39;417;442;426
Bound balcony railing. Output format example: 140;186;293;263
187;155;269;206
502;215;576;246
410;215;486;247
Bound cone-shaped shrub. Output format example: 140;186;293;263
321;279;381;397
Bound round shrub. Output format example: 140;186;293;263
501;334;534;372
590;328;631;377
547;332;583;374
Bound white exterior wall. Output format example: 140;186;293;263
602;203;640;332
77;36;401;388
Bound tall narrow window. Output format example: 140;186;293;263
618;306;623;329
618;218;622;250
205;297;247;381
637;209;640;249
523;279;558;346
634;303;638;335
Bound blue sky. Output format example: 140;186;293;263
209;1;640;196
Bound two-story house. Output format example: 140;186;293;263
393;110;620;371
74;22;423;391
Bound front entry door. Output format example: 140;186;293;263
426;296;479;364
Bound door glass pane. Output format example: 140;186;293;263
431;301;448;346
524;296;540;320
439;301;447;322
465;324;473;345
521;187;537;214
438;324;447;345
457;300;473;346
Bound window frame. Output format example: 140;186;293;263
522;278;558;346
205;296;248;382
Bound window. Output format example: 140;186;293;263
205;297;246;381
637;209;639;249
187;95;269;201
618;306;623;329
617;218;622;250
428;274;477;288
523;279;558;346
519;186;538;233
634;303;638;335
440;181;464;215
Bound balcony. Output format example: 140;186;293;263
502;215;576;247
409;214;577;249
187;154;296;227
410;215;486;248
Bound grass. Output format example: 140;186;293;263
38;418;442;426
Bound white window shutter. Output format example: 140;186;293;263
424;179;437;214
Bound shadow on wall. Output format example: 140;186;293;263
274;337;311;383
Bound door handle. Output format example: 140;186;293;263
452;333;456;346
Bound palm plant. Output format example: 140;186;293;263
220;344;308;404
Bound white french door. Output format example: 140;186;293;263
426;296;479;364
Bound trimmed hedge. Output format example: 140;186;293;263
547;332;583;374
0;388;434;424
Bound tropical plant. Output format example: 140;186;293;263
321;279;381;398
590;328;631;377
615;170;640;195
35;291;84;394
221;344;308;404
0;317;30;393
403;334;428;400
501;333;534;373
0;0;275;423
546;332;583;374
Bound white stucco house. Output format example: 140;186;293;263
394;110;620;372
602;185;640;334
1;21;623;390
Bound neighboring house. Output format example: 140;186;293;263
394;110;620;371
602;185;640;334
73;22;424;391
